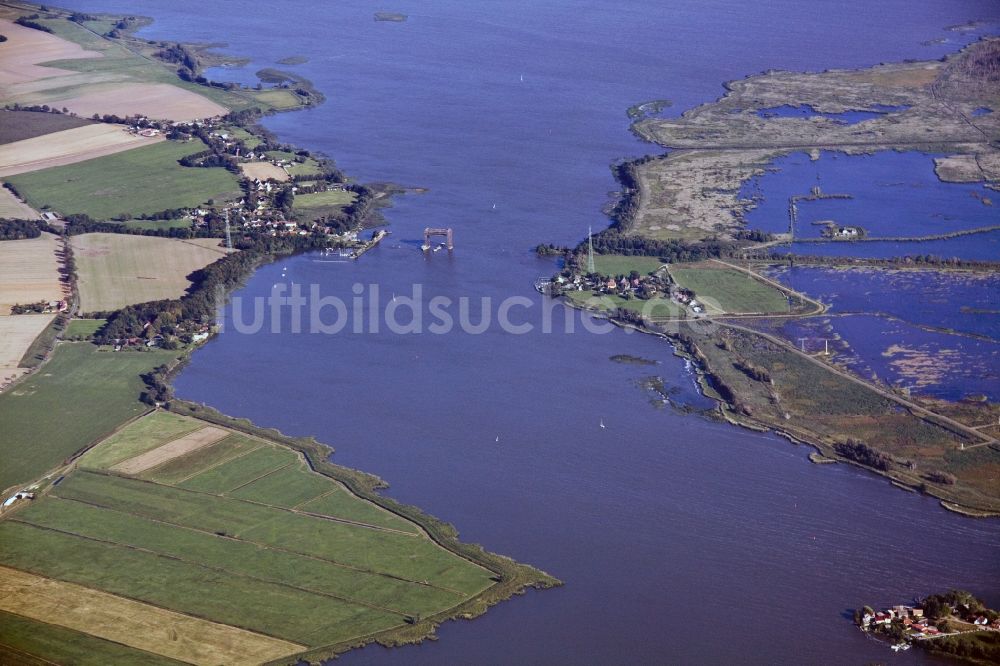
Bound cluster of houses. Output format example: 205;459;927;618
862;603;1000;640
9;299;68;315
559;263;708;316
109;325;211;352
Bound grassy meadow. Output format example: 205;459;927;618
670;265;788;313
0;407;498;658
591;254;666;277
7;140;240;220
564;290;684;318
0;343;178;491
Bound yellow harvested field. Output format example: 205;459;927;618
0;233;64;314
72;234;230;313
0;565;304;665
110;426;230;475
60;82;228;123
0;19;101;86
0;314;54;390
240;161;289;181
0;20;227;122
0;124;163;177
0;185;38;218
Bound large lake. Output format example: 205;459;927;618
60;1;1000;663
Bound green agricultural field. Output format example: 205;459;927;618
265;150;298;161
0;459;495;648
286;158;324;177
228;461;334;507
221;126;262;149
178;443;297;493
564;290;684;318
0;610;184;666
669;265;788;314
299;487;422;534
140;435;263;485
64;319;107;340
0;343;178;492
6;140;240;220
295;189;356;209
592;254;666;277
79;411;200;471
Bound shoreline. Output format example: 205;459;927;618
0;3;560;660
556;40;1000;517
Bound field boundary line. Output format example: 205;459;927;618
292;487;337;511
169;438;264;485
0;608;189;666
224;461;294;493
47;489;465;596
0;562;306;656
7;519;416;619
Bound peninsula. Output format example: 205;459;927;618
553;37;1000;515
0;3;557;664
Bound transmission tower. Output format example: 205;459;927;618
587;226;595;273
224;209;233;251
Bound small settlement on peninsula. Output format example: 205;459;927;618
548;36;1000;517
0;3;557;665
857;590;1000;661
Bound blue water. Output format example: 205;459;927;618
833;315;999;400
769;266;1000;340
742;151;999;241
755;103;910;123
774;229;1000;260
56;0;1000;663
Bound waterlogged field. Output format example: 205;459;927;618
0;343;179;492
768;266;1000;339
7;140;240;220
0;412;497;662
743;151;997;239
832;315;997;401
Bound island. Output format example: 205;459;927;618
0;3;558;664
855;590;1000;663
550;37;1000;516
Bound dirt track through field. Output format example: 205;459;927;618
111;427;230;475
0;564;303;665
0;124;162;177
